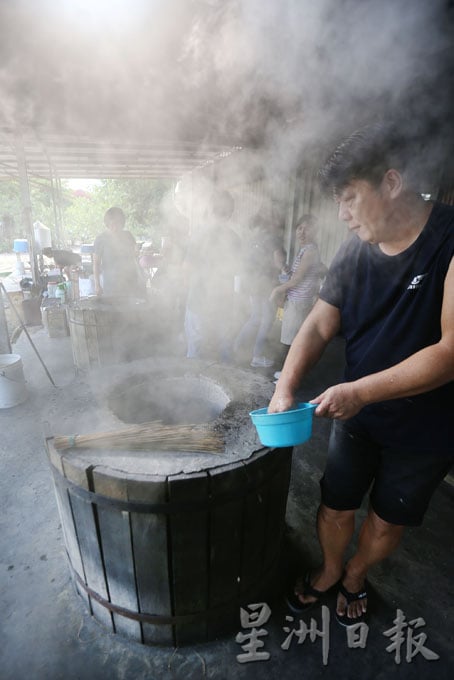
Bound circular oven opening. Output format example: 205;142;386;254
107;375;230;425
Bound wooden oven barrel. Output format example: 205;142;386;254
67;297;153;370
47;439;293;646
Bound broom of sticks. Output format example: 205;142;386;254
53;421;224;453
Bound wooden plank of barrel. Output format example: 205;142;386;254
91;466;142;641
68;307;88;370
47;442;90;612
262;447;292;578
61;456;113;631
168;471;209;645
238;448;270;595
86;308;108;366
207;461;247;639
126;474;174;646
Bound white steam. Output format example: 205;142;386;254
0;0;451;152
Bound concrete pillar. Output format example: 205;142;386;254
283;176;297;264
15;131;39;284
0;288;12;354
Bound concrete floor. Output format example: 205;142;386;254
0;325;452;680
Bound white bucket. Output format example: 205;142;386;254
0;354;28;408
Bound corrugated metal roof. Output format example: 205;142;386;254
0;128;243;180
0;1;452;183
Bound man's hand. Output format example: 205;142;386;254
310;382;364;420
268;390;296;413
266;301;343;416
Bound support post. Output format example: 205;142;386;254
45;148;63;247
0;287;12;354
56;176;65;245
49;173;60;246
15;130;39;284
283;176;297;264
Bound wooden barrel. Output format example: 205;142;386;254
67;297;153;370
46;438;293;646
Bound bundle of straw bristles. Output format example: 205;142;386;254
53;421;224;454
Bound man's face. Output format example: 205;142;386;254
106;215;125;232
335;178;392;244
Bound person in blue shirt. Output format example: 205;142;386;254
269;123;454;626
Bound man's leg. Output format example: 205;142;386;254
297;420;378;606
338;447;453;620
296;504;355;605
296;504;404;615
337;509;404;620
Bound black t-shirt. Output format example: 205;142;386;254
320;201;454;452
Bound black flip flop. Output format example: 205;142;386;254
335;582;368;627
285;572;330;614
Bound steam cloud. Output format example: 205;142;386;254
0;0;452;160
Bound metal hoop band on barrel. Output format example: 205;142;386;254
68;554;279;626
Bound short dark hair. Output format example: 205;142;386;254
318;122;410;195
104;206;125;224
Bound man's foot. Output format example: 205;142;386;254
335;580;368;627
285;569;340;614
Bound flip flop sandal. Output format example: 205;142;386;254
285;571;332;614
335;582;368;627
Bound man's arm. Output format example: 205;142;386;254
268;299;341;412
311;256;454;419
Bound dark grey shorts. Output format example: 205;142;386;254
320;420;453;526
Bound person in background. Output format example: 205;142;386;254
234;220;280;368
273;245;291;323
93;207;143;298
150;236;187;352
274;246;291;284
184;190;241;362
139;241;161;286
270;215;322;378
268;122;454;627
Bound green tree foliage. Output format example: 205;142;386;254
0;178;174;251
0;178;56;250
61;179;174;244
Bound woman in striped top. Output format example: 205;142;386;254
270;215;322;353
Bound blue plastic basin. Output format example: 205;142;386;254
249;402;316;447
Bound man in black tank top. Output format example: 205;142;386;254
269;123;454;626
